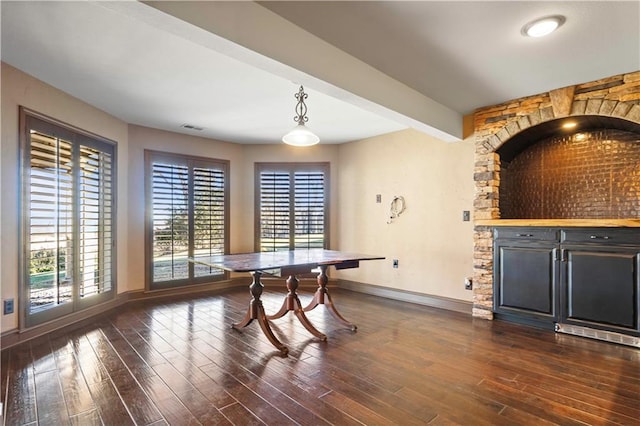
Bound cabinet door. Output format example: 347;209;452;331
494;243;558;319
562;247;639;332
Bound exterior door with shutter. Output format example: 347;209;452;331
146;151;229;290
21;109;116;327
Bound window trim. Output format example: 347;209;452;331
19;107;118;329
254;162;330;252
144;150;230;291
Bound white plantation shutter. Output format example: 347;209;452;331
79;146;113;297
28;131;74;310
294;171;325;249
151;162;189;282
259;171;291;252
257;163;328;252
147;152;228;289
22;110;116;326
193;166;226;277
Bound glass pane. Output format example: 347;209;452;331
152;163;189;281
28;132;73;312
193;167;226;278
79;146;113;298
259;171;291;252
294;171;325;249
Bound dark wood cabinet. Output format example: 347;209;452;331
562;250;639;334
494;227;640;337
493;228;559;328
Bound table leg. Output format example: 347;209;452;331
267;275;327;341
303;264;357;331
232;271;289;356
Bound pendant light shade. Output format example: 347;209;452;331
282;124;320;146
282;86;319;146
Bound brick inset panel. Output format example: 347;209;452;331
501;129;640;218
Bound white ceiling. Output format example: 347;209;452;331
1;1;638;144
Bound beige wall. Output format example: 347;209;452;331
336;129;475;301
1;62;474;334
1;63;129;332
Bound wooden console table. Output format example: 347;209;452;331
190;249;384;356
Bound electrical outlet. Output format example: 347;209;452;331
393;259;399;268
376;194;382;203
464;278;473;290
4;299;14;315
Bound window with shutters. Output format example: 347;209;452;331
20;108;116;327
255;163;329;252
145;151;229;290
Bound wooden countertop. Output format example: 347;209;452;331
475;219;640;228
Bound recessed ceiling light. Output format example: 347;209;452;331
522;15;566;38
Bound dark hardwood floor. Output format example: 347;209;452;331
1;287;639;425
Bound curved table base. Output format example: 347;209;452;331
303;264;357;331
267;275;327;341
232;271;289;356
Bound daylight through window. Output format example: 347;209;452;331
146;151;229;290
21;109;116;327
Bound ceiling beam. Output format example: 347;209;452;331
129;1;462;141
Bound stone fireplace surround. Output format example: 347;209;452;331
472;71;640;319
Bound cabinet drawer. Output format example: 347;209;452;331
561;229;640;245
494;227;558;242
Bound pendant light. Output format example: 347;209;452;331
282;86;320;146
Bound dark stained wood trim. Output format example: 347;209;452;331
338;280;472;315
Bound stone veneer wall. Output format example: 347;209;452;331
471;71;640;319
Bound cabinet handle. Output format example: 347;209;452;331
516;233;534;237
589;235;610;240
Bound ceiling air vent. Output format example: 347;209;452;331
181;124;204;131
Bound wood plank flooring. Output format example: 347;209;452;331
1;287;639;425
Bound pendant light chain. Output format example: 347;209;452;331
293;86;309;125
282;85;320;146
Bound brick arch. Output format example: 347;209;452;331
488;98;640;155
